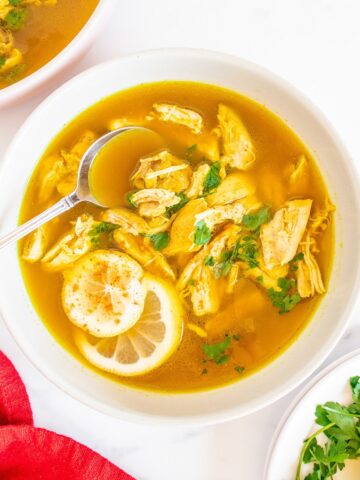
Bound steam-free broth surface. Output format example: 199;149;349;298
19;81;334;393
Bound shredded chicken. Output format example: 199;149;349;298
113;230;175;281
217;104;255;170
148;103;203;134
41;214;95;271
186;164;210;199
131;150;191;191
22;223;51;263
164;198;208;255
38;131;97;203
194;200;245;232
296;234;325;298
187;323;207;338
261;199;312;269
0;27;22;73
102;207;171;235
206;172;256;206
289;154;308;184
130;188;181;218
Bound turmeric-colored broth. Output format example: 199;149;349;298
19;81;334;393
0;0;99;89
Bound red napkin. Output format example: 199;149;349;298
0;352;135;480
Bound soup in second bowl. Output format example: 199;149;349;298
0;0;99;88
19;81;334;393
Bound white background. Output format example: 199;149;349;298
1;1;360;478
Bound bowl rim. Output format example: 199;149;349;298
0;0;113;109
1;48;360;426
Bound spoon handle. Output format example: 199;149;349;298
0;194;78;251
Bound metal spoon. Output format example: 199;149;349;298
0;127;150;250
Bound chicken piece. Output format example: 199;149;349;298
187;323;207;338
243;259;289;291
308;198;335;236
260;199;312;269
131;189;181;218
189;266;219;316
38;131;97;203
0;1;12;19
101;207;171;235
41;214;95;271
289;154;308;184
217;104;255;170
131;150;191;191
164;198;208;255
0;27;22;74
295;234;325;298
206;172;256;206
22;223;51;263
113;230;175;281
194;200;245;232
186;163;210;199
148;103;203;134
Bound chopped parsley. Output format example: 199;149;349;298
185;144;197;161
296;376;360;480
256;275;264;284
194;220;211;245
165;192;189;218
146;232;169;251
9;0;23;5
0;56;5;68
203;161;221;195
212;236;259;278
268;277;301;314
88;222;119;247
234;366;245;374
232;334;241;341
242;206;271;232
126;190;138;208
202;336;231;365
204;255;215;266
290;252;305;271
5;7;27;31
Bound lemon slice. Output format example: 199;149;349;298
74;275;184;376
62;250;146;338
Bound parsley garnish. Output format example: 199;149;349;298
88;222;119;247
126;190;138;208
204;255;215;266
242;206;271;232
165;192;189;218
0;56;5;68
234;366;245;374
5;7;27;31
203;161;221;195
212;236;259;278
290;252;305;271
296;376;360;480
203;336;231;365
194;220;211;245
146;232;169;251
268;277;301;314
185;144;197;161
9;0;23;5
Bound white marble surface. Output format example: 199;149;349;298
1;1;360;478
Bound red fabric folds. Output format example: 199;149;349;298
0;351;134;480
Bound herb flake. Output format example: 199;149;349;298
194;220;211;245
203;161;221;195
202;336;231;365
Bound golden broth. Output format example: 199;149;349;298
19;81;334;393
0;0;99;89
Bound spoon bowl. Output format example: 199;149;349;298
0;126;154;250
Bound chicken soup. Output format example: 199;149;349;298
0;0;99;88
19;81;334;393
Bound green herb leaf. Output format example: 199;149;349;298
204;255;215;266
242;206;271;232
146;232;170;251
9;0;22;5
268;277;301;314
194;220;211;245
350;376;360;403
0;56;6;68
126;190;138;208
234;366;245;374
5;7;27;31
232;334;241;341
202;336;231;365
185;144;197;161
203;161;221;195
165;192;189;218
290;252;305;271
88;222;119;247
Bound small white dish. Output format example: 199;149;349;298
265;349;360;480
0;49;359;425
0;0;113;109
